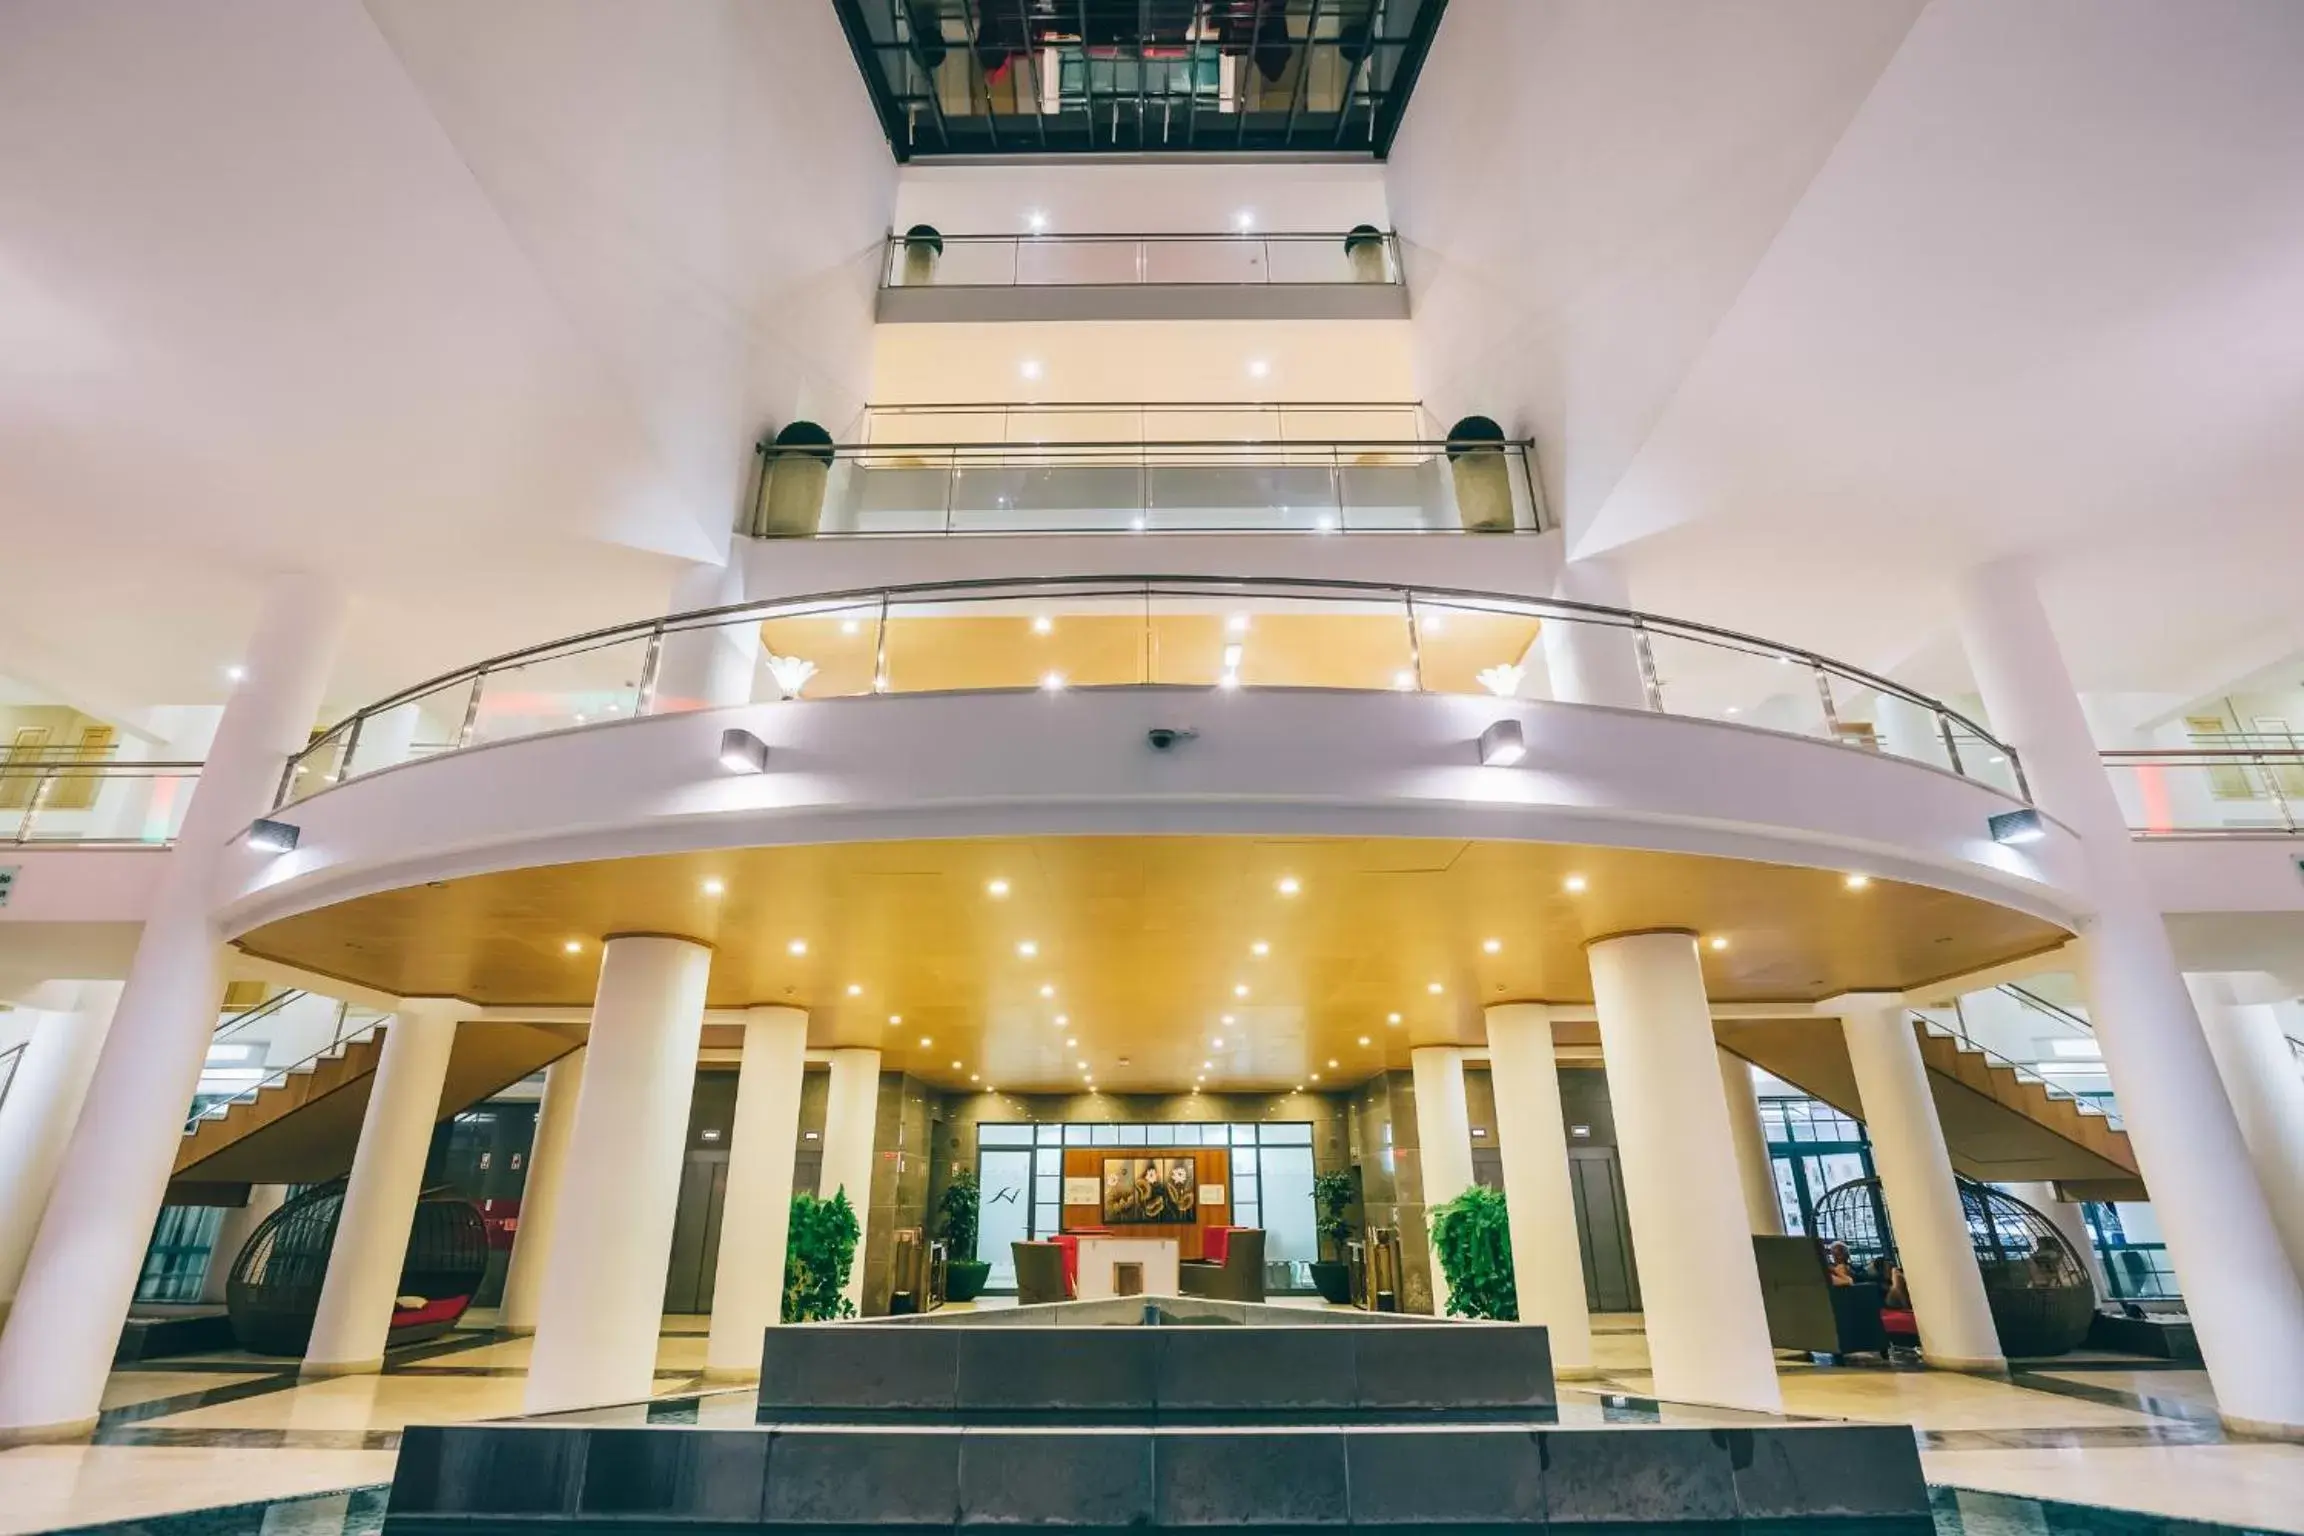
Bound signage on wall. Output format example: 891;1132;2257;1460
0;865;15;908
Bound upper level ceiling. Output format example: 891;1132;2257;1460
832;0;1448;158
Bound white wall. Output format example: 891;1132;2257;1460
870;319;1416;405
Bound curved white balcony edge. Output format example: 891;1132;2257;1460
217;687;2092;944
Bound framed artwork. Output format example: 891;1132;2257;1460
1099;1154;1200;1225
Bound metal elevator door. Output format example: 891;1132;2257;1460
663;1149;730;1315
1568;1146;1641;1312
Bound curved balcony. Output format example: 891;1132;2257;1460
275;575;2025;807
876;230;1408;321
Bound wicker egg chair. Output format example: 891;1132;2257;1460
1812;1175;2096;1358
224;1178;491;1356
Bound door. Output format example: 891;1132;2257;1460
977;1148;1034;1290
1470;1148;1503;1190
1568;1147;1641;1313
662;1149;729;1315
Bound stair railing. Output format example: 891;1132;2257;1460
0;1041;25;1118
1909;1010;2119;1126
182;999;382;1134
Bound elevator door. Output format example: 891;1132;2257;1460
1568;1147;1641;1312
663;1149;730;1315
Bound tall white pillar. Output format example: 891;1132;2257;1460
1958;559;2304;1434
1718;1048;1786;1237
1409;1044;1475;1316
1588;931;1781;1412
653;560;755;712
0;576;345;1442
303;1002;459;1377
525;937;710;1414
704;1008;808;1378
820;1048;881;1316
1832;994;2004;1372
499;1047;585;1335
2187;974;2304;1284
1483;1005;1594;1370
0;984;122;1323
200;1185;287;1304
1540;555;1648;709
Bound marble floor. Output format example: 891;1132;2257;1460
3;1308;2300;1535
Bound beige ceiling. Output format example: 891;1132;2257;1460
236;835;2068;1095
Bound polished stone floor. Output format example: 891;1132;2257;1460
1;1307;2297;1535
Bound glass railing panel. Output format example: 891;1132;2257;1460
4;762;205;844
1013;238;1139;286
1145;452;1341;533
1140;238;1268;285
947;454;1145;534
1642;631;1831;740
880;591;1148;695
2103;752;2302;835
829;455;954;535
1338;453;1451;531
1407;598;1547;698
888;239;1017;287
1149;592;1416;692
333;675;482;785
1947;730;2026;800
1263;237;1387;285
753;601;886;699
465;632;655;748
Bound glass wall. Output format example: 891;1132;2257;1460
1757;1085;1877;1237
975;1118;1318;1292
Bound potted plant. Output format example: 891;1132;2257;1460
782;1189;860;1322
1310;1168;1357;1304
900;224;944;287
1444;414;1516;533
1343;225;1389;283
1430;1185;1517;1320
938;1169;991;1302
751;420;836;538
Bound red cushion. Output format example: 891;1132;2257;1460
1202;1226;1233;1265
390;1295;470;1329
1880;1308;1919;1338
1048;1233;1081;1295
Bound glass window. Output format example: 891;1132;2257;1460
1063;1124;1091;1145
1091;1123;1121;1145
1231;1124;1258;1144
976;1147;1035;1289
980;1123;1034;1146
1034;1202;1061;1237
1261;1123;1313;1144
1256;1145;1317;1263
1144;1123;1177;1145
1037;1124;1064;1145
1034;1173;1061;1201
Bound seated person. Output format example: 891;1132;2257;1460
1879;1261;1912;1310
1824;1240;1857;1287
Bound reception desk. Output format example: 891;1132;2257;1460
1072;1235;1182;1299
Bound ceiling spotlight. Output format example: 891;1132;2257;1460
1247;358;1269;379
987;878;1011;897
1202;1059;1213;1070
1220;1014;1235;1026
920;1036;933;1047
1482;938;1502;954
1077;1060;1088;1070
1040;983;1056;999
1988;807;2046;845
1327;1058;1339;1068
244;817;301;854
788;939;808;956
846;983;863;996
1310;1072;1322;1082
1427;982;1444;995
1563;874;1587;894
1357;1036;1371;1047
1234;984;1250;998
1392;669;1416;691
1709;936;1729;952
224;664;248;683
1387;1012;1401;1025
1041;671;1066;692
970;1072;980;1082
1031;616;1054;635
1066;1037;1078;1047
1844;874;1872;890
1250;940;1269;957
718;727;770;775
841;618;862;635
1478;719;1527;767
1211;1037;1224;1048
889;1013;903;1025
1276;876;1300;896
701;878;726;897
1227;614;1250;635
563;940;583;954
1055;1013;1069;1025
1017;940;1038;958
950;1060;962;1070
1020;358;1043;380
1026;209;1048;231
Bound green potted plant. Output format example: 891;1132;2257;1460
782;1189;859;1322
1310;1168;1357;1304
1444;414;1516;533
900;223;944;287
751;420;836;538
1429;1185;1516;1320
938;1168;991;1302
1343;224;1389;283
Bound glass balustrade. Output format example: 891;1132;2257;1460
0;756;203;846
278;576;2025;809
2104;748;2304;835
883;231;1403;289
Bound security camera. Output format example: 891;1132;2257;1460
1146;726;1199;751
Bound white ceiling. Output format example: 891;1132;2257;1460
1390;0;2304;697
0;0;892;718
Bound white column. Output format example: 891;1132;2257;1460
2187;974;2304;1284
653;560;754;712
1587;931;1781;1412
1957;559;2304;1434
499;1047;585;1335
200;1185;287;1304
1483;1005;1594;1370
1540;554;1648;709
524;937;710;1414
820;1048;881;1315
1832;994;2004;1372
1718;1048;1786;1237
0;576;344;1442
2000;1182;2110;1301
1409;1044;1475;1316
704;1007;808;1378
0;984;122;1321
303;1002;459;1377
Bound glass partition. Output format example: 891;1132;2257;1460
1;758;204;846
886;233;1404;290
2105;750;2304;835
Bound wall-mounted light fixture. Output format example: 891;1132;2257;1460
1478;719;1526;767
1988;807;2045;845
245;818;301;854
718;727;770;774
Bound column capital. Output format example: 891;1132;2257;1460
391;996;468;1022
1815;991;1907;1019
742;1004;809;1027
1482;1000;1555;1027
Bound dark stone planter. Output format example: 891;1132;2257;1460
1309;1261;1353;1305
946;1260;991;1303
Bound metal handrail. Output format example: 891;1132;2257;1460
208;988;311;1051
2104;746;2304;836
2;757;206;847
279;573;2026;808
0;1041;25;1117
1914;1011;2111;1119
857;400;1435;445
882;228;1403;288
1999;983;2095;1035
184;999;368;1133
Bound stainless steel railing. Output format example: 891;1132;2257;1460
882;229;1404;289
0;756;204;846
2104;747;2304;836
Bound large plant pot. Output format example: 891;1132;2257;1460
901;224;943;287
1344;226;1388;283
946;1259;992;1303
1445;415;1515;533
1309;1261;1353;1305
754;421;834;538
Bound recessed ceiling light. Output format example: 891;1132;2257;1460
1067;1037;1077;1047
1040;983;1056;999
1247;358;1269;378
1387;1012;1401;1025
701;878;726;896
1055;1013;1069;1025
224;664;247;682
788;939;807;956
1482;938;1501;954
1026;209;1048;231
1358;1036;1371;1046
1041;671;1066;691
919;1036;933;1046
1017;940;1038;957
1031;616;1053;635
563;940;583;954
1310;1072;1322;1082
1211;1037;1224;1048
1427;982;1444;995
1563;874;1587;893
1845;874;1872;890
889;1013;903;1025
1250;940;1269;957
1276;876;1300;896
1220;1014;1235;1026
1227;614;1250;635
1709;936;1729;951
1235;209;1255;230
846;983;863;996
1202;1059;1213;1069
1233;984;1249;998
969;1072;980;1082
1077;1060;1088;1069
1020;358;1043;380
1327;1058;1339;1068
950;1060;961;1070
987;878;1011;897
841;618;861;636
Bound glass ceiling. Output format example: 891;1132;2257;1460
831;0;1450;158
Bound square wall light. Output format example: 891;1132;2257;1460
1988;807;2045;845
1478;719;1527;767
245;818;301;854
718;727;770;775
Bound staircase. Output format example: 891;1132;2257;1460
1910;1015;2137;1192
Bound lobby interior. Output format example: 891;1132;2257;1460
6;2;2304;1534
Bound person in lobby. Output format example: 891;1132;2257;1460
1825;1240;1857;1287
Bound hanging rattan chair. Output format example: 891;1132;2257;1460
1811;1175;2096;1357
223;1178;490;1356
